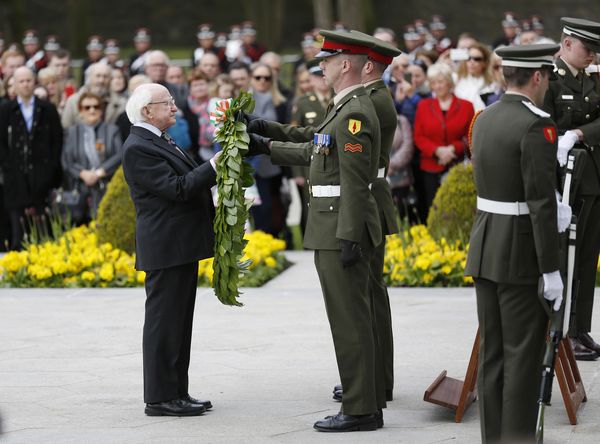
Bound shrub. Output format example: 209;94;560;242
96;167;136;254
427;162;476;244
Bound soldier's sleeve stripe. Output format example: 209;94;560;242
348;119;362;134
543;126;557;143
344;143;363;153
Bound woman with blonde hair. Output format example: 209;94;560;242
413;62;474;218
454;42;496;111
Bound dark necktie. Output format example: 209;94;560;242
161;132;189;160
325;99;335;115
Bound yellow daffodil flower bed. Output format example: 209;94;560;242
0;224;288;288
384;225;472;287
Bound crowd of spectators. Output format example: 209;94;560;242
0;12;597;251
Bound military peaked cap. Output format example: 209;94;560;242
496;43;559;68
561;17;600;53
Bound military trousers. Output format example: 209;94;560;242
474;278;547;443
571;193;600;335
314;247;386;415
369;235;394;397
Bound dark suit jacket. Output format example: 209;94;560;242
0;97;62;209
122;125;216;271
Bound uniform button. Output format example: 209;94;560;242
586;114;591;119
329;206;334;211
585;96;590;102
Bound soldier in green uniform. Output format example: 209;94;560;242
289;59;331;234
332;32;401;404
542;17;600;361
465;44;566;443
245;30;385;432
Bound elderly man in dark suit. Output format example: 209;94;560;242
122;83;221;417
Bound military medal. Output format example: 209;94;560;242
313;133;332;155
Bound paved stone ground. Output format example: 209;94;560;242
1;251;599;443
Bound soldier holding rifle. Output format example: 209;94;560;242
465;44;570;443
543;17;600;361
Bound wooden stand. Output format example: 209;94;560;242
423;328;479;422
423;330;587;425
555;338;587;425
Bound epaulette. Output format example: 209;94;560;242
466;110;484;159
521;100;550;118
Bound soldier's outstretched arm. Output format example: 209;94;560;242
245;113;315;143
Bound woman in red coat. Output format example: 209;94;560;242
413;62;475;219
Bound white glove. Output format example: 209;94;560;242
543;270;564;311
555;191;572;233
557;130;578;167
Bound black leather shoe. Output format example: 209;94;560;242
314;412;378;432
570;337;599;361
333;383;342;392
578;333;600;354
184;394;212;410
375;409;384;429
145;399;206;416
332;389;342;402
385;389;393;402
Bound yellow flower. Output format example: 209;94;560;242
99;263;115;281
137;271;146;284
81;271;96;282
264;256;276;268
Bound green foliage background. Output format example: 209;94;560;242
427;163;476;244
96;167;136;255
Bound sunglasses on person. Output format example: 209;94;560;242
467;56;484;62
81;104;101;111
253;75;272;81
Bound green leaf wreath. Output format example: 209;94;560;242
211;92;256;306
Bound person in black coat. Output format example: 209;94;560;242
121;83;221;417
0;66;62;250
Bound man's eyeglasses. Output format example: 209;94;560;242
467;56;484;62
253;75;272;81
148;98;176;107
81;104;101;111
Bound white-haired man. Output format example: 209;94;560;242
122;83;221;416
61;62;126;128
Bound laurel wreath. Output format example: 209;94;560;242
211;92;256;306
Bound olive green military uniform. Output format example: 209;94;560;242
364;79;399;399
269;85;385;415
290;93;328;232
465;93;561;442
543;57;600;336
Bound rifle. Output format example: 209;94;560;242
535;152;579;444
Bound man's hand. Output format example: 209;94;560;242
247;117;268;135
80;169;98;187
557;130;578;167
246;133;271;156
542;270;564;311
339;239;363;268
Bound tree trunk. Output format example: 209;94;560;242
312;0;333;30
337;0;364;31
